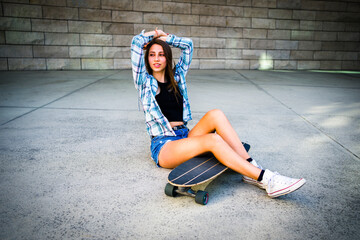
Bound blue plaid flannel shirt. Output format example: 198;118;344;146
131;30;193;138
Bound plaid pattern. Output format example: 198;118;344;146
131;30;193;137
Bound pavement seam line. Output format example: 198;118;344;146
0;71;121;127
235;70;360;161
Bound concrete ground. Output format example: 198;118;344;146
0;69;359;239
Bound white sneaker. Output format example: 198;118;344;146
242;159;266;190
262;170;306;198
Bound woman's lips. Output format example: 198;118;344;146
153;64;161;68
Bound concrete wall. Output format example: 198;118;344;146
0;0;359;71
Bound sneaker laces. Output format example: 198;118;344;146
266;171;280;193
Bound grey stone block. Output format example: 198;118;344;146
113;35;133;47
267;50;290;59
173;14;199;26
199;59;225;69
134;24;163;35
242;49;263;59
342;61;360;70
134;0;164;13
103;47;130;58
43;6;78;20
217;28;242;38
45;33;79;45
69;46;102;58
227;0;252;7
250;39;275;49
314;32;337;41
164;2;191;14
301;1;324;11
30;0;66;6
316;11;340;21
46;58;81;70
292;10;316;20
277;0;301;9
322;22;345;32
67;0;100;8
0;17;31;31
103;23;133;35
189;58;199;69
335;52;358;61
268;9;292;19
299;41;321;50
275;40;298;50
300;21;322;31
82;59;114;69
0;45;32;57
244;7;268;18
258;0;278;8
32;19;68;32
68;21;102;34
80;34;112;46
0;32;4;44
321;42;344;51
0;58;7;70
4;3;42;18
320;60;341;70
101;0;132;10
217;49;242;59
144;13;173;24
314;51;336;60
324;1;347;11
200;38;226;48
274;60;297;70
79;8;111;22
200;16;227;27
8;58;46;70
114;59;131;69
225;39;250;49
194;49;217;58
338;32;359;42
291;30;314;40
190;27;217;37
290;50;313;60
225;60;250;69
276;20;299;30
113;11;143;23
226;17;251;28
243;29;267;39
33;46;69;58
267;30;291;40
192;4;243;17
298;61;320;70
6;31;44;45
252;18;275;29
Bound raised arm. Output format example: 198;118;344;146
165;34;193;76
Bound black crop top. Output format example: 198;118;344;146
155;81;183;122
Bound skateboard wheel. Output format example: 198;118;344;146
165;183;177;197
195;191;209;205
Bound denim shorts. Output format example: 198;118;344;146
150;126;189;167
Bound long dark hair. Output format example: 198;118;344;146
144;38;180;97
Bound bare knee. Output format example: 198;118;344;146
204;109;227;127
203;133;225;151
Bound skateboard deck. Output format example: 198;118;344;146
165;142;251;205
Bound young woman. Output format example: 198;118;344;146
131;28;306;198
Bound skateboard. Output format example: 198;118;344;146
165;142;251;205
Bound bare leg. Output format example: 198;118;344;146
188;109;250;160
158;109;261;180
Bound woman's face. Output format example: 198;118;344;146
148;44;167;74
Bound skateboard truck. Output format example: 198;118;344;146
165;183;209;205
